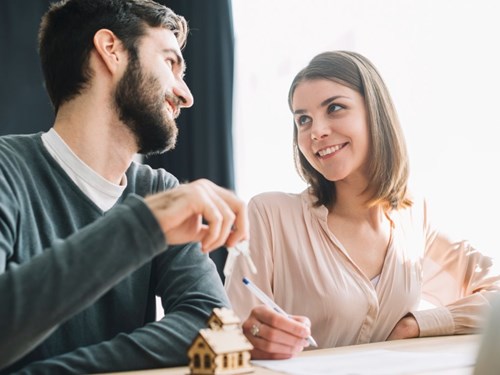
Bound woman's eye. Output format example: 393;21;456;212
296;115;311;126
328;103;342;113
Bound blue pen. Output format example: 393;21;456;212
242;277;318;347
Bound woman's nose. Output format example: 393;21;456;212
311;119;331;140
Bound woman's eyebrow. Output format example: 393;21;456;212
320;95;350;107
293;95;351;114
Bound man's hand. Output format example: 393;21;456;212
145;179;248;252
242;305;311;359
387;314;420;340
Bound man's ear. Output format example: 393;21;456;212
92;29;128;75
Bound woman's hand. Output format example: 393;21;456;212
242;305;311;359
387;314;420;340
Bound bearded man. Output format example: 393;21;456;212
0;0;248;373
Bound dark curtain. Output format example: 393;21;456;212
0;0;235;281
148;0;235;281
0;0;55;135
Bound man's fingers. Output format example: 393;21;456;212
197;182;237;252
210;182;249;247
197;180;248;250
194;185;223;252
145;179;248;253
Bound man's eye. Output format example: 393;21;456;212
328;103;342;113
165;58;175;68
296;115;311;126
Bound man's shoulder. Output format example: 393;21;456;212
0;133;44;172
126;162;179;194
0;133;42;153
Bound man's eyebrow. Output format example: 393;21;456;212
163;48;186;74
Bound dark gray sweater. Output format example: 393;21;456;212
0;133;229;374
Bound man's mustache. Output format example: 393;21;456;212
165;93;184;118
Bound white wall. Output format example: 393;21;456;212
232;0;500;258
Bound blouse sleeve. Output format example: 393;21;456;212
224;195;275;321
411;200;500;337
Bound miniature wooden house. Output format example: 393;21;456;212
188;308;254;375
207;307;241;330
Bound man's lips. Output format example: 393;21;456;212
165;98;179;118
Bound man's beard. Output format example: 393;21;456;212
114;55;179;155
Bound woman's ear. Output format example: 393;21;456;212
92;29;128;76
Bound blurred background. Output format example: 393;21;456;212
1;0;499;276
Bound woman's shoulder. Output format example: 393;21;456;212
250;188;328;220
249;190;308;210
391;190;428;227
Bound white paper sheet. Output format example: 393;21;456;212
252;346;476;375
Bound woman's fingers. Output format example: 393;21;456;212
243;306;311;359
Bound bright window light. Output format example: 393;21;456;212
232;0;500;259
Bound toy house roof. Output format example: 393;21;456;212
196;328;253;354
209;307;241;326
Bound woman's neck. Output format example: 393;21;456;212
330;180;387;228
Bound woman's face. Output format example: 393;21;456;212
292;79;370;183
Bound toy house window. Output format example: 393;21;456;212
194;354;201;368
204;354;211;368
197;342;204;348
223;355;228;368
238;353;243;366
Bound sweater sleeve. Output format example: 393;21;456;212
411;201;500;337
15;244;230;374
0;195;166;370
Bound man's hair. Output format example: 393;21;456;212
38;0;188;112
288;51;411;210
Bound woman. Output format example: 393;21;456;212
225;51;500;359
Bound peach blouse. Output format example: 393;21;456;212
224;190;500;349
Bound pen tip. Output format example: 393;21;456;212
242;277;249;284
309;337;318;347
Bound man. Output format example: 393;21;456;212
0;0;247;373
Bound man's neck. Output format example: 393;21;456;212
53;97;137;185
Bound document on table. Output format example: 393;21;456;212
252;346;477;375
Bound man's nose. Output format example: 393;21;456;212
173;79;194;108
